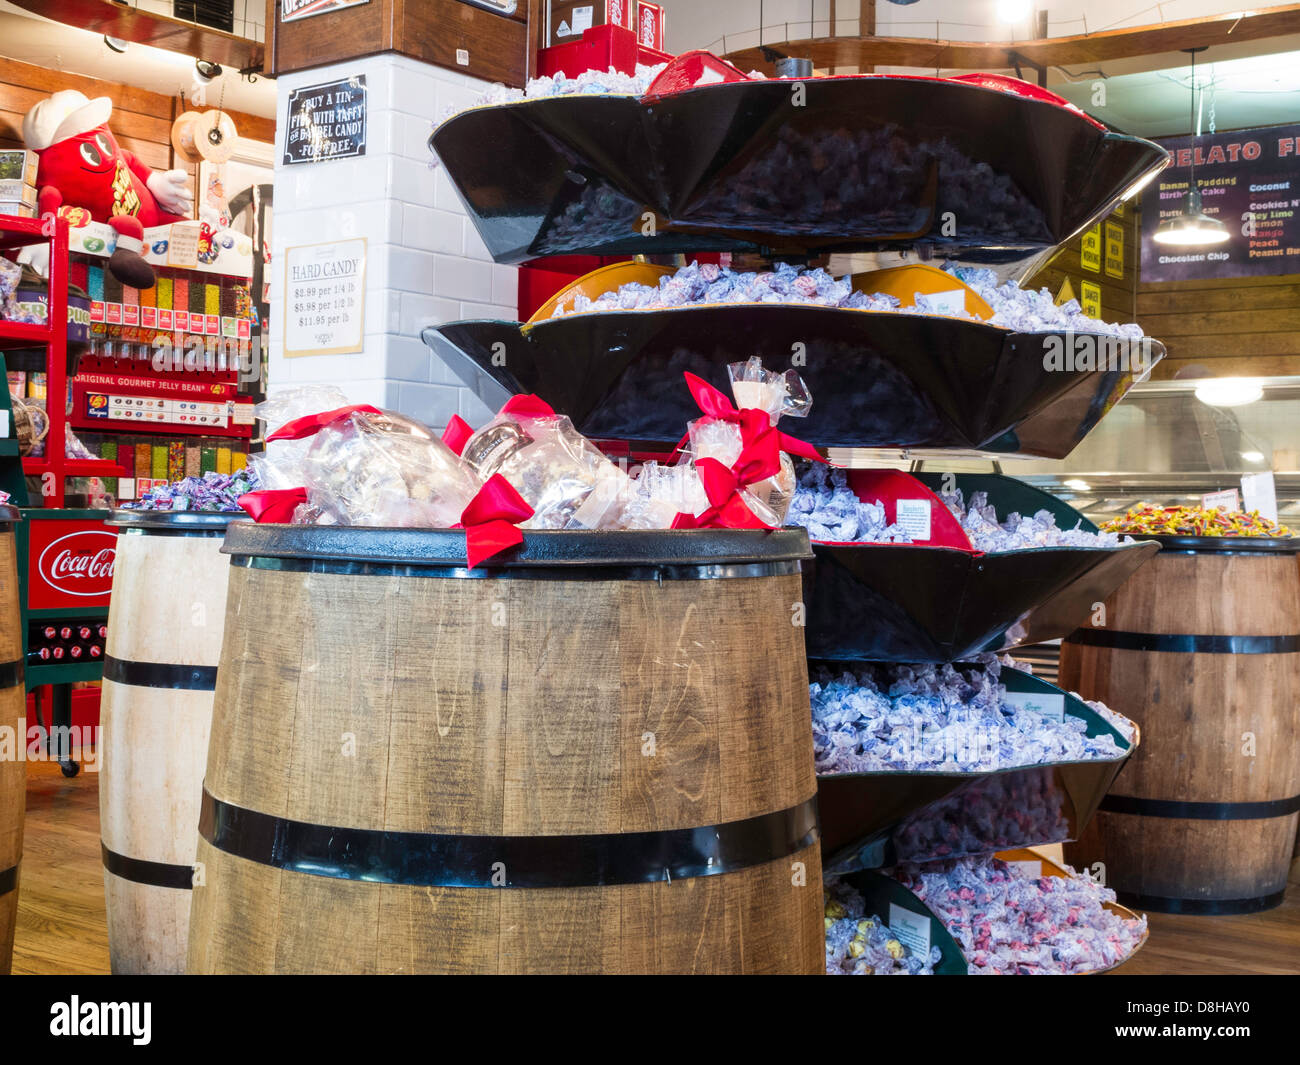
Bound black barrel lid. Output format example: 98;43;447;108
223;524;813;568
0;504;20;525
109;509;251;533
1146;533;1299;555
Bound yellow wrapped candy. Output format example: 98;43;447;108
848;939;866;958
886;939;905;959
857;918;875;933
825;900;847;919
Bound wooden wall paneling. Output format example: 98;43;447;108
0;56;273;223
399;0;528;89
1025;204;1139;327
265;0;528;87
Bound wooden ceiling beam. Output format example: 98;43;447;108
726;3;1300;74
9;0;264;73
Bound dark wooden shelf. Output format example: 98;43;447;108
724;3;1300;74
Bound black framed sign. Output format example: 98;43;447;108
283;76;367;166
1141;122;1300;282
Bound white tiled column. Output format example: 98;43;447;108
268;54;516;431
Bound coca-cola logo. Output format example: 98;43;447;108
38;532;117;596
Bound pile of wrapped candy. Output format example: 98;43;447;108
463;64;670;112
545;259;1144;339
944;264;1145;339
241;360;822;564
124;470;260;512
824;878;942;975
938;484;1130;550
786;466;1128;550
1101;501;1292;538
786;465;913;542
810;656;1131;774
894;855;1147;974
551;261;897;315
889;771;1072;863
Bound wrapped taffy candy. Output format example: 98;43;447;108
240;402;534;568
675;359;821;529
687;358;813;523
458;395;632;530
620;460;709;530
247;386;351;493
294;407;481;527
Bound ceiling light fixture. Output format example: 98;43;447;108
996;0;1033;23
1154;48;1230;247
1195;378;1264;407
104;36;128;54
194;59;223;83
1241;451;1265;463
1063;479;1091;491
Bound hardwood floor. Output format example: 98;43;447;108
14;759;110;975
11;757;1300;976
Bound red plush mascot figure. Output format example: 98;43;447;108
22;90;193;288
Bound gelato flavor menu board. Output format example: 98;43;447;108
1142;122;1300;281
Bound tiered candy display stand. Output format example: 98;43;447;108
427;51;1170;975
2;215;119;776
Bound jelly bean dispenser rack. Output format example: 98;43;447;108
427;52;1165;975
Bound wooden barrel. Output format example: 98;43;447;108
100;510;242;974
1060;535;1300;914
0;505;24;975
188;526;822;974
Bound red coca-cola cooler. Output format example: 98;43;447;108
17;508;116;773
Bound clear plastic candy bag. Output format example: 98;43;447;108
297;408;480;527
620;460;709;530
685;357;813;526
461;401;631;530
250;386;353;492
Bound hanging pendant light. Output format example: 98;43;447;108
1154;48;1229;247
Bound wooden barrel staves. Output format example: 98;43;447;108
100;511;241;974
188;527;823;974
1061;535;1300;914
0;506;23;974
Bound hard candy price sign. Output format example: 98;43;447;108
1142;123;1300;282
283;76;367;166
284;238;366;357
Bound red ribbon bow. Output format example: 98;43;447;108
499;394;558;421
238;488;308;524
441;414;474;457
266;404;383;442
679;372;824;465
455;474;535;568
672;453;777;530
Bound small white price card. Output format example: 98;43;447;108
1002;691;1065;723
895;498;932;541
1008;860;1043;879
1241;472;1278;523
927;289;968;316
1202;488;1240;513
284;238;366;357
888;904;932;958
166;222;201;267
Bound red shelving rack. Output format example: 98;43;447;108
1;214;126;507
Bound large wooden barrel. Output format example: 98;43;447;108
188;526;823;974
0;505;23;975
1061;535;1300;914
100;510;242;974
